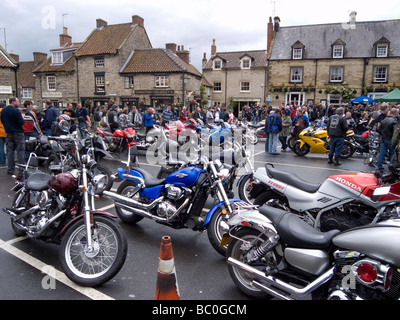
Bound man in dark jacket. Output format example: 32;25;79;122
327;107;348;166
377;108;398;171
0;97;25;175
265;108;282;155
42;100;57;136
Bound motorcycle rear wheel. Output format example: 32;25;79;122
227;228;273;299
60;216;127;287
293;141;310;156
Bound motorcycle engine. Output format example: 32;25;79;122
157;201;178;219
156;186;188;219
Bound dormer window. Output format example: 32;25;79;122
333;45;344;58
292;48;303;60
52;52;63;65
213;59;222;70
241;58;251;69
376;43;388;57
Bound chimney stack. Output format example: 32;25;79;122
9;51;19;63
177;45;190;64
273;16;281;32
349;11;357;28
59;27;72;47
267;17;274;53
202;52;207;70
132;15;144;27
166;43;177;53
96;18;108;29
211;39;216;56
33;52;48;68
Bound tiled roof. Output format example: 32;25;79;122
0;45;17;68
33;55;75;73
203;50;268;70
121;48;202;77
75;23;137;56
18;61;36;88
270;19;400;60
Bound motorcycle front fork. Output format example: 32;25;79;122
82;167;95;252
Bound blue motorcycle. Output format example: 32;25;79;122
103;155;249;255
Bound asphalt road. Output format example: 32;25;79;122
0;140;375;301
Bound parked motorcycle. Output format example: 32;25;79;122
292;127;355;158
347;130;370;155
3;153;127;287
103;155;248;255
246;163;400;231
96;126;136;154
45;131;113;194
223;204;400;300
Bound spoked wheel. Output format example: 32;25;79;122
238;174;254;204
60;216;127;287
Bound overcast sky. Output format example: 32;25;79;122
2;0;400;71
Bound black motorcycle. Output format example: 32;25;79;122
3;153;127;287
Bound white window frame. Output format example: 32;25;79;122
213;82;222;92
330;66;344;82
292;48;303;60
95;75;105;92
373;66;388;83
52;52;63;65
213;59;222;70
124;76;134;89
241;59;251;69
290;67;303;83
94;57;105;68
155;76;169;88
376;44;388;57
240;81;250;92
47;76;56;91
22;88;33;99
333;45;344;58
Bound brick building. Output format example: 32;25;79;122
0;45;18;105
267;13;400;107
202;39;268;116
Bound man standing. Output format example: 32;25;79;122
42;100;57;136
327;107;348;166
76;103;91;132
376;108;398;171
265;108;282;155
161;105;173;127
0;97;25;175
23;100;42;140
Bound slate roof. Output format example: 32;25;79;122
18;61;36;88
75;23;139;56
203;50;268;70
270;19;400;60
33;55;76;73
0;45;17;68
121;48;202;77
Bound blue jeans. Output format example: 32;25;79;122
268;132;279;154
0;137;6;163
329;137;344;158
377;139;394;170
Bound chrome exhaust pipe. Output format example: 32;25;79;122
227;257;335;298
103;190;163;210
3;205;41;221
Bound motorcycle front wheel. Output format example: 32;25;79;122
238;173;254;204
292;141;310;156
60;216;127;287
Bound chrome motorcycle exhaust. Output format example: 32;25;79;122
3;205;41;220
103;191;163;210
227;257;335;298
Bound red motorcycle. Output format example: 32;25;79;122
96;127;136;154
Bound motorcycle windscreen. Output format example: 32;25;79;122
164;167;205;187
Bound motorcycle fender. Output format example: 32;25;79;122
60;211;117;235
298;140;305;148
203;199;247;227
236;172;253;187
228;209;277;236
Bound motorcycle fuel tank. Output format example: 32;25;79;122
333;224;400;267
164;167;205;187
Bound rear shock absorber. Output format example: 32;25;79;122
249;234;279;263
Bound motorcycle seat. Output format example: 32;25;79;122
267;167;320;193
259;206;340;249
26;172;52;191
132;168;165;187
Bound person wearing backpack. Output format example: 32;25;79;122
327;107;348;166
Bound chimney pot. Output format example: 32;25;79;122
132;15;144;27
211;39;217;55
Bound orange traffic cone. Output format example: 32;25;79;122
155;235;180;300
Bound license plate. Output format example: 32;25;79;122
219;232;231;247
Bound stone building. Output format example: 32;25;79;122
33;27;80;108
75;15;152;109
120;44;202;111
0;45;18;105
202;39;268;116
267;13;400;107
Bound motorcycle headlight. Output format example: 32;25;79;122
373;186;391;197
146;136;154;143
93;174;107;191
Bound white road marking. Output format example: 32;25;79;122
0;237;114;300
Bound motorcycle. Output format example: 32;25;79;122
246;163;400;231
103;155;248;256
223;204;400;300
292;127;355;158
347;130;370;155
44;130;113;195
3;152;127;287
96;126;136;154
